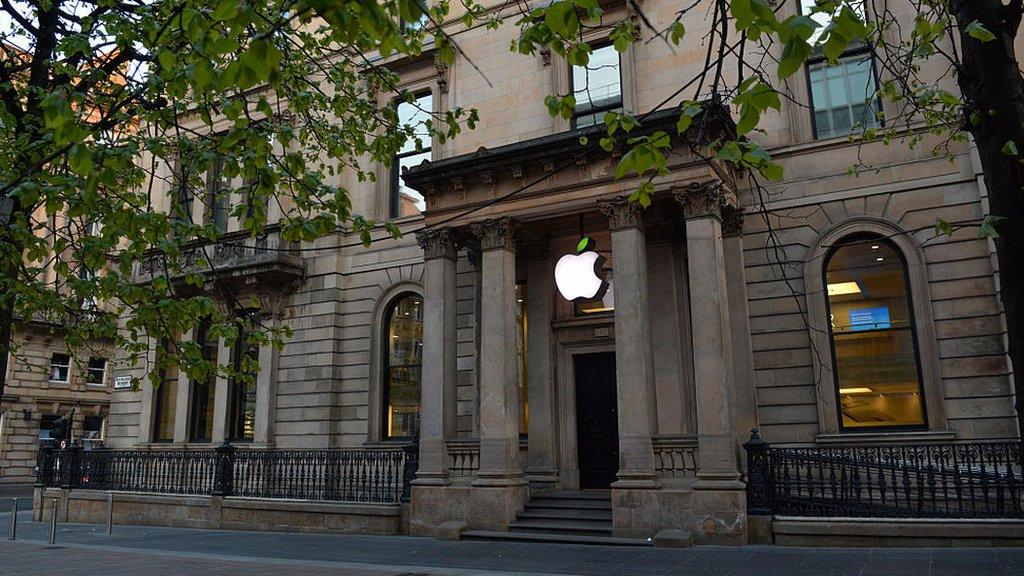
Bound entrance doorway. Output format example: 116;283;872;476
574;352;619;489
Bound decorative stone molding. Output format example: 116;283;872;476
539;46;552;67
721;205;745;238
415;227;458;260
452;176;465;203
258;279;301;321
435;57;450;95
598;196;645;231
673;180;727;220
471;217;517;252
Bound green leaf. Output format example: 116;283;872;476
935;218;954;237
212;0;239;21
979;214;1007;238
778;37;812;79
1002;141;1019;156
965;21;996;42
576;236;591;253
670;21;686;45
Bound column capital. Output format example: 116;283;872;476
598;196;645;231
416;227;458;260
471;217;517;252
672;180;735;220
721;205;745;238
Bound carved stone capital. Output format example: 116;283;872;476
435;57;450;95
416;227;458;260
721;205;745;238
471;217;517;252
599;196;645;231
673;180;726;220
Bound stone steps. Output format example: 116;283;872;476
462;490;650;546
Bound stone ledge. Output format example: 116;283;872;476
773;517;1024;547
61;489;210;507
813;430;956;445
222;498;401;517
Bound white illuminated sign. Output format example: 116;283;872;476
114;375;133;390
555;250;609;301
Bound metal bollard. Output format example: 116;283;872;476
8;498;17;540
48;498;57;544
106;493;113;535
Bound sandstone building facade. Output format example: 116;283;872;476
92;0;1019;543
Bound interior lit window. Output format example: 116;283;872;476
229;310;260;442
392;93;432;218
153;347;178;442
824;235;926;430
384;294;423;438
571;44;622;129
189;320;218;442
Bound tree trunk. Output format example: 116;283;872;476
955;0;1024;438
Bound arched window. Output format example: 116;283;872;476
824;234;926;430
383;293;423;439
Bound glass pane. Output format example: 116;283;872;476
190;322;218;442
154;367;178;442
572;45;622;120
826;237;925;429
386;295;423;438
397;93;433;155
396;151;429;216
230;310;260;441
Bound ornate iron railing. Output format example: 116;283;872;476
744;430;1024;519
36;442;418;504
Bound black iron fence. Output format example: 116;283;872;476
36;441;419;504
744;430;1024;519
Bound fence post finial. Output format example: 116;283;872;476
743;427;772;516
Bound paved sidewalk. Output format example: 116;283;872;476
1;511;1022;576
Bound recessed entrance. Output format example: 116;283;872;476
574;352;619;489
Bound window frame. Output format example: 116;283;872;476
228;309;260;443
206;154;232;233
381;292;424;441
822;234;929;432
569;43;624;130
799;1;884;140
85;357;107;386
49;353;71;383
804;218;949;439
151;366;177;443
390;91;433;220
188;320;219;443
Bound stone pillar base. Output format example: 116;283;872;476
525;470;561;492
612;487;747;544
409;483;528;537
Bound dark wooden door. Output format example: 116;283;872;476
574;352;619;489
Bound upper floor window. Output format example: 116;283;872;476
824;235;926;430
383;293;423;439
571;44;622;129
49;353;71;383
206;155;231;233
801;0;881;139
392;92;432;219
86;357;107;386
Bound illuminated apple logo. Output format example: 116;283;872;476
555;250;609;302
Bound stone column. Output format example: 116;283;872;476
722;206;759;451
414;227;459;484
674;182;742;488
598;197;659;489
520;239;558;488
253;290;291;447
471;218;525;486
137;338;158;445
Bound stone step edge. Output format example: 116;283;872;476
462;530;651;547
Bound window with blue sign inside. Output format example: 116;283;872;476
825;235;925;430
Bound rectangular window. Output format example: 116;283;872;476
189;321;219;442
808;55;882;139
86;357;107;385
39;415;58;441
800;0;880;140
83;416;104;440
571;44;622;129
391;92;432;219
152;360;178;442
229;310;260;442
49;353;71;383
173;157;197;223
206;155;231;233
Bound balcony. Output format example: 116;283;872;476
133;228;304;286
